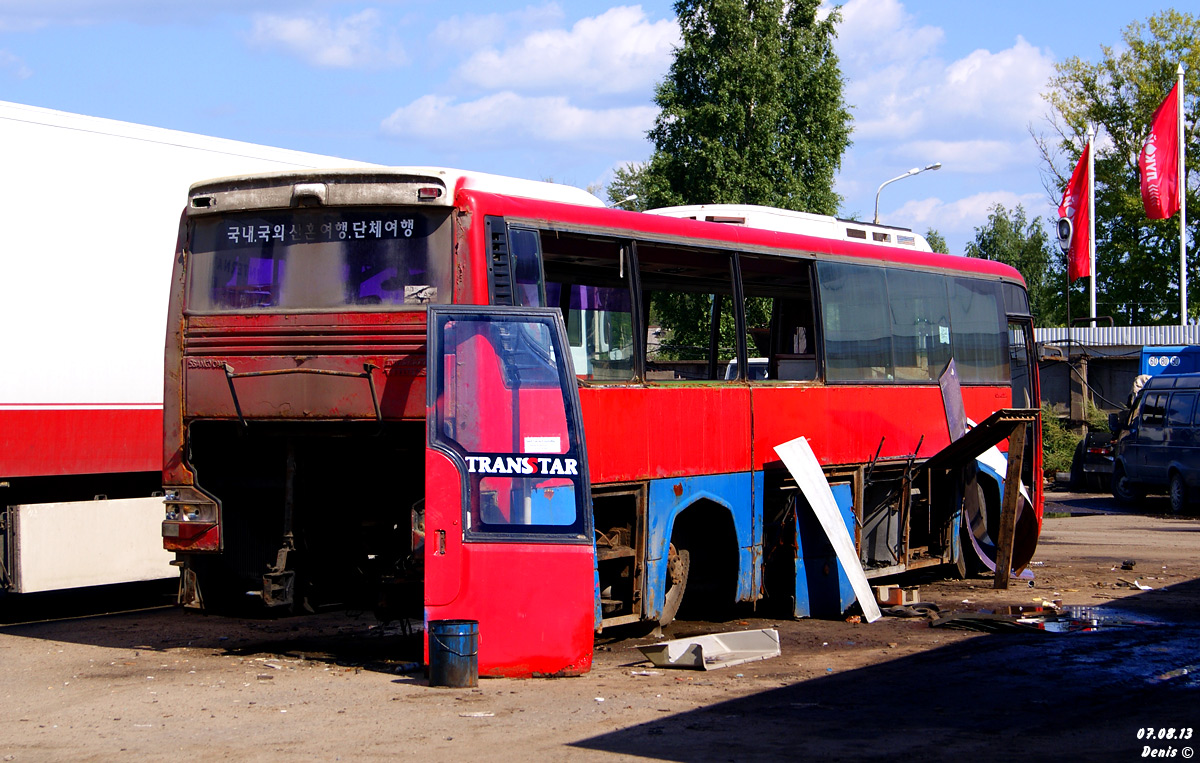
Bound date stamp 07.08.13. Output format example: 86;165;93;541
1137;728;1194;758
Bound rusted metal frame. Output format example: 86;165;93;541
0;505;10;590
897;436;925;567
262;442;299;607
992;421;1028;590
594;481;648;627
222;362;383;426
625;240;646;383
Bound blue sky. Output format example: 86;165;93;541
0;0;1184;254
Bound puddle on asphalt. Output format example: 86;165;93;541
930;604;1161;633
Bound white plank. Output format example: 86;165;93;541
774;436;882;623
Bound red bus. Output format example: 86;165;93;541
161;168;1042;676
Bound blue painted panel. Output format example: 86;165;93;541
529;483;577;525
794;482;857;618
643;472;756;620
1140;346;1200;377
751;470;764;600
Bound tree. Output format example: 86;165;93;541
1038;10;1200;325
965;204;1066;326
640;0;851;214
621;0;852;356
924;228;949;254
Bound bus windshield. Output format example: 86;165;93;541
186;207;453;312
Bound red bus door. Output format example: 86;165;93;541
424;306;596;677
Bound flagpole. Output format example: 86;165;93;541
1088;125;1097;319
1180;63;1188;327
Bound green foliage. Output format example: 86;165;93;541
1039;10;1200;324
924;228;949;254
1040;404;1079;474
629;0;852;351
640;0;851;214
964;204;1066;326
606;162;665;212
1086;399;1111;433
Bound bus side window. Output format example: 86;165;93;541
739;253;816;381
639;244;735;381
509;228;545;307
540;232;635;382
886;268;952;382
817;261;893;381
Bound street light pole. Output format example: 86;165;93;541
873;162;942;224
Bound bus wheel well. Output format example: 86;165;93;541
670;500;739;620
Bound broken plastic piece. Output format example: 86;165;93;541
638;629;781;671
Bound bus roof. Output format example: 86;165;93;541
189;166;605;209
647;204;934;253
184;164;1023;285
468;190;1026;285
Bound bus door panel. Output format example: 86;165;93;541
426;306;595;677
1008;317;1043;519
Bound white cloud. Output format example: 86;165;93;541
837;0;1054;141
938;37;1054;125
0;50;32;78
891;191;1046;235
897;139;1034;174
432;4;565;52
381;92;656;146
456;6;679;95
247;9;407;69
836;0;943;71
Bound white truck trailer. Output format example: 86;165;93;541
0;100;371;594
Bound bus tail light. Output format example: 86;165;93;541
162;519;219;552
417;187;443;201
162;487;221;552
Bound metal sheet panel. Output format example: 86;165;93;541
11;497;174;593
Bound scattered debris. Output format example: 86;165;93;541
1117;578;1153;590
880;603;940;618
774;437;882;622
459;712;495;718
638;629;781;671
874;585;919;606
1121;560;1136;570
629;670;660;677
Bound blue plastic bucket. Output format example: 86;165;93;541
428;619;479;688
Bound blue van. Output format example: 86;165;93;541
1111;372;1200;513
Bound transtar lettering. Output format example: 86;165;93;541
463;455;578;476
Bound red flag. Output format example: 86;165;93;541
1139;82;1181;219
1058;142;1091;281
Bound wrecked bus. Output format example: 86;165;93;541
161;168;1042;676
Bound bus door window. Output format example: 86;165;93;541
816;262;893;382
1008;321;1033;407
886;269;952;382
639;244;736;381
739;254;817;381
540;233;636;381
433;315;586;536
